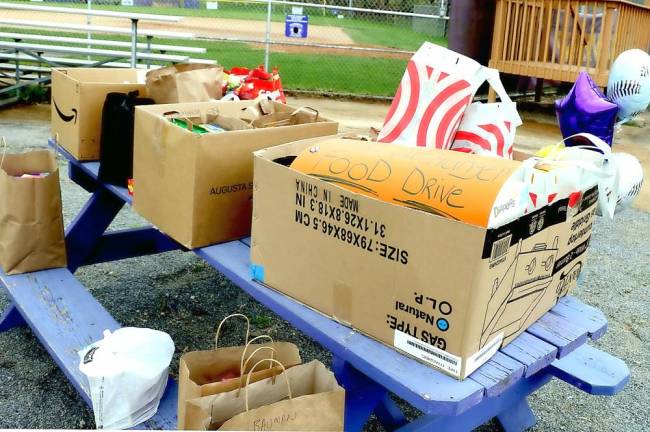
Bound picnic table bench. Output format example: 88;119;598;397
0;140;630;431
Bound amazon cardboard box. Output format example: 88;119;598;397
51;68;146;160
133;101;338;249
250;136;597;379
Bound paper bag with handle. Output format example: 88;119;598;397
185;359;345;431
146;64;224;104
178;314;301;429
0;138;67;275
250;107;319;129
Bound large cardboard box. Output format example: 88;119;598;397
250;136;597;379
133;101;339;249
51;68;146;161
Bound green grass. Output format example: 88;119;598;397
30;0;445;51
172;37;408;96
340;20;446;51
2;0;449;96
1;25;411;96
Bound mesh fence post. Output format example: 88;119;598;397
264;0;272;70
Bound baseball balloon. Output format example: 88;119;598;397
612;152;644;213
607;49;650;123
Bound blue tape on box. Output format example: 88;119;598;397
250;264;265;282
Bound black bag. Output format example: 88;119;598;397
98;91;154;186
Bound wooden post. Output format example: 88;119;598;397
535;78;544;102
488;87;497;102
599;5;616;82
448;0;497;65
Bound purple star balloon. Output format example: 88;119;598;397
555;72;618;147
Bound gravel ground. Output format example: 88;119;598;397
0;105;648;430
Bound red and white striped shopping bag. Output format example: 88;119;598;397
450;68;522;159
378;43;487;149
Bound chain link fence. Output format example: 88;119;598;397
1;0;450;98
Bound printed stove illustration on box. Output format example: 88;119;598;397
480;236;560;347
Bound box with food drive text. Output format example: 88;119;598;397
51;68;146;160
250;135;597;379
133;100;338;249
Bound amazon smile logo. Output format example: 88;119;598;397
53;99;77;124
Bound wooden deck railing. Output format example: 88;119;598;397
489;0;650;87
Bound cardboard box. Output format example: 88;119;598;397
250;136;597;379
51;68;146;161
133;101;339;249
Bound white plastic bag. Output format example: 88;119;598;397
378;42;491;149
450;68;522;158
78;327;175;430
524;133;620;218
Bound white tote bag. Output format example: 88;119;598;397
450;68;522;158
78;327;175;429
378;42;491;149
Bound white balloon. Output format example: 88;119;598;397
612;152;644;213
607;49;650;122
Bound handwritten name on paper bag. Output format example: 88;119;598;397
252;411;298;431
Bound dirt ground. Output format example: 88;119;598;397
0;10;355;46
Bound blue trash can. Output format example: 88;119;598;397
285;14;308;38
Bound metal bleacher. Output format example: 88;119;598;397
0;1;217;106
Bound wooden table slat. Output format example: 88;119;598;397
548;344;630;396
526;312;589;358
551;296;608;340
468;351;526;397
500;332;558;378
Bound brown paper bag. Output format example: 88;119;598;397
186;359;345;431
250;107;319;128
0;144;67;275
146;64;223;104
178;314;302;429
239;97;277;122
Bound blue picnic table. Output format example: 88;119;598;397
0;140;630;431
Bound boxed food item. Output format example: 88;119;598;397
250;136;597;379
133;100;338;249
51;68;146;161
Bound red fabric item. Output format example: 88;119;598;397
248;65;272;80
226;67;250;75
223;65;286;103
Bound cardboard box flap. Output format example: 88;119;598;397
138;101;332;125
289;138;523;228
56;67;143;83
